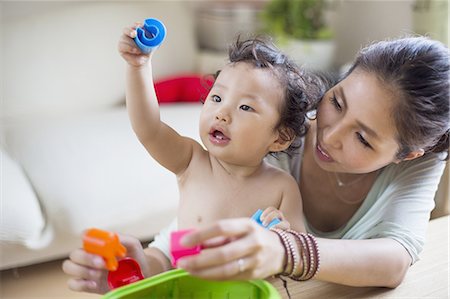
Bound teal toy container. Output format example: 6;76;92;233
102;269;281;299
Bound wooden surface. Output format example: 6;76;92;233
269;215;449;298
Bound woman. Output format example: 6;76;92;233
63;36;449;292
174;36;449;287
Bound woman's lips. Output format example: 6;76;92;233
316;143;334;162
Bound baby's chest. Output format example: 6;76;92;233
178;177;281;228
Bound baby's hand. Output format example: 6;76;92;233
261;207;290;230
62;247;110;294
62;233;150;294
118;22;152;67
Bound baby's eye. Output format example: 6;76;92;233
240;105;253;111
211;95;221;102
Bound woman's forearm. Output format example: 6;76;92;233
314;238;411;287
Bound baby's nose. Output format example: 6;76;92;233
216;111;230;123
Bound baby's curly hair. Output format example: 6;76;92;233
225;37;325;155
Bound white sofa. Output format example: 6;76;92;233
0;1;204;270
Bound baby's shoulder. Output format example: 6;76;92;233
261;161;297;185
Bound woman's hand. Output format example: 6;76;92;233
118;22;152;67
260;206;290;230
177;218;285;280
62;234;150;294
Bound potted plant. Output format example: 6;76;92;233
260;0;335;71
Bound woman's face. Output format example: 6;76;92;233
314;69;401;174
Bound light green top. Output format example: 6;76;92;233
266;140;446;264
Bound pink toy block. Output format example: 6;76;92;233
170;229;201;267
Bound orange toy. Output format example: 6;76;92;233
83;228;127;271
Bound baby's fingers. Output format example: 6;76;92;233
67;278;99;293
118;34;143;55
62;259;103;281
270;220;291;230
260;207;285;227
123;26;137;39
69;248;105;269
122;22;143;38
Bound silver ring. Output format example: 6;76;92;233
237;258;245;273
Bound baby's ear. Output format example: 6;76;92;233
269;127;295;152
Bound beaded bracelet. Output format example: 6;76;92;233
270;228;293;275
308;233;321;278
287;230;321;281
287;230;308;280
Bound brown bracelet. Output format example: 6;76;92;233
287;230;321;281
287;230;309;281
270;228;292;275
309;233;320;279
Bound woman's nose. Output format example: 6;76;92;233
322;123;343;149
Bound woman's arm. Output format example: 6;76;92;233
316;237;411;287
177;218;411;287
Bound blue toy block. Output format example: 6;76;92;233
134;18;166;54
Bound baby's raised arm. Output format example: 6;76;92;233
118;23;200;174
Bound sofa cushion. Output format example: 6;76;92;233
155;74;213;104
0;148;52;248
3;104;202;240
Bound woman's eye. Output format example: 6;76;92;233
240;105;253;111
211;95;221;102
330;95;342;111
356;133;372;149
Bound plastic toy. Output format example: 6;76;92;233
170;229;201;267
107;257;145;289
83;228;127;271
251;209;281;229
102;269;281;299
83;228;144;289
134;18;166;54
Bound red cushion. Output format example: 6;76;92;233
154;74;214;104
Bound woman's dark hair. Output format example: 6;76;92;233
225;37;325;155
344;36;450;160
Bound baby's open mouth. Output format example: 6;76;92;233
211;130;228;140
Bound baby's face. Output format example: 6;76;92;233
199;62;285;166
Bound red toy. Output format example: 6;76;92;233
107;258;144;289
170;229;202;267
83;228;144;289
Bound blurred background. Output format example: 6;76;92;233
0;0;449;279
1;0;449;120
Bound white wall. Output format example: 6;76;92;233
1;1;197;121
333;0;415;66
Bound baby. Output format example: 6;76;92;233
120;23;311;235
62;23;320;294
